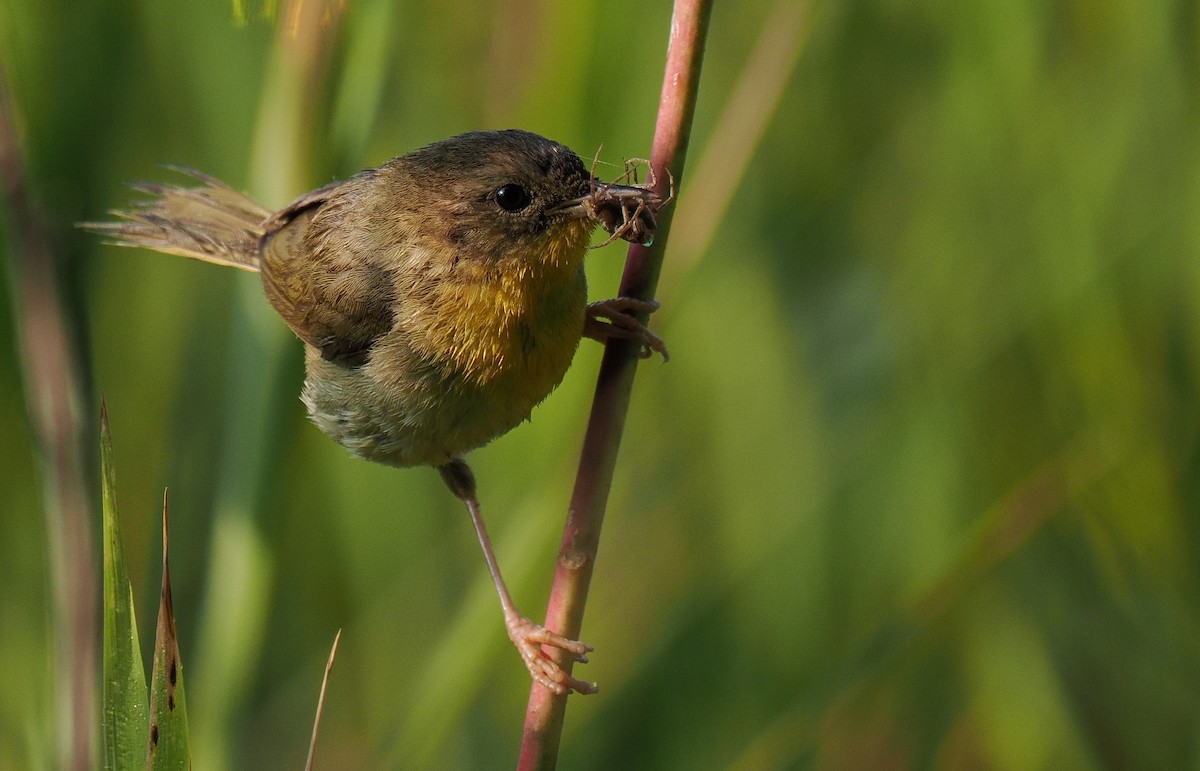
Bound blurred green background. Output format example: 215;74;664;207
4;0;1200;768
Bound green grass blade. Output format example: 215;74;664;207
149;492;191;770
100;402;150;770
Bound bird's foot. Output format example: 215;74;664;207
585;297;669;361
506;613;598;695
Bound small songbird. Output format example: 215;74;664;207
84;129;667;695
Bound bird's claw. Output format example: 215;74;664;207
506;614;598;696
585;297;669;361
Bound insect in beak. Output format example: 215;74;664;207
552;166;672;249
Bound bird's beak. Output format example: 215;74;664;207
551;181;660;246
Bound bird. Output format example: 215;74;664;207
83;129;667;695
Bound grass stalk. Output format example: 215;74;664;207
0;60;97;771
516;1;713;767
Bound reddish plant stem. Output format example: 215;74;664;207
517;1;712;767
0;64;98;771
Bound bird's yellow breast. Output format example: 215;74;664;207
418;220;592;391
303;220;594;468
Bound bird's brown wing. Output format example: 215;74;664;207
260;181;396;366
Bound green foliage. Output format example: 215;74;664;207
101;410;192;770
101;405;151;770
4;0;1200;769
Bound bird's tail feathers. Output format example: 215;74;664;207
80;166;269;272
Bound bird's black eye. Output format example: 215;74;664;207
495;183;532;212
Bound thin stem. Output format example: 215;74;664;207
305;628;342;771
0;62;98;771
517;1;713;767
